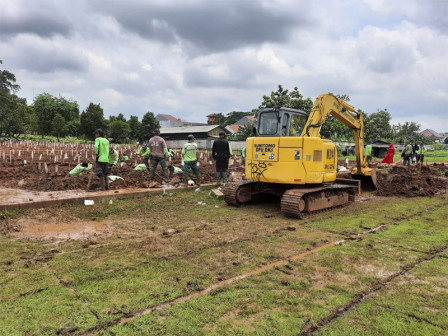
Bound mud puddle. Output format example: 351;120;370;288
13;219;113;242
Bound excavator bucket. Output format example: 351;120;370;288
352;168;377;192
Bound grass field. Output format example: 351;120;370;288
0;189;447;335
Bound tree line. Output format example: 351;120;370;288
0;61;434;144
0;60;160;143
212;85;433;144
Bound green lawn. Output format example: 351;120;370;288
0;191;447;335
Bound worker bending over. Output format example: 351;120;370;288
148;129;172;182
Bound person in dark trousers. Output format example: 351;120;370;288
182;134;201;187
403;143;412;168
148;129;171;182
212;132;231;184
412;143;419;164
94;129;110;190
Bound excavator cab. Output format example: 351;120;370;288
256;108;308;137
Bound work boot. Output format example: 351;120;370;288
104;176;110;190
216;172;221;185
196;173;201;187
98;177;105;191
222;172;227;184
163;168;170;183
183;176;188;188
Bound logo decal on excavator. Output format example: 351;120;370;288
254;144;275;153
326;148;335;159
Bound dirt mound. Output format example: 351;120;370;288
0;157;245;191
376;165;448;197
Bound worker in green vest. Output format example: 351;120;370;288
108;147;119;174
94;129;110;190
364;143;373;165
136;144;151;166
241;147;246;165
182;134;201;187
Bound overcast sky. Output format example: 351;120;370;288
1;0;447;132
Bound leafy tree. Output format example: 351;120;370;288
109;113;127;123
0;94;28;138
207;113;226;126
80;103;107;139
139;111;160;142
109;120;130;143
320;116;353;141
66;119;81;137
364;109;393;142
393;121;427;144
258;85;313;113
33;93;79;137
444;137;448;145
0;60;20;95
128;115;142;140
0;61;27;138
51;113;67;141
24;110;39;134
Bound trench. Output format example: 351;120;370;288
2;201;443;304
78;224;389;335
298;243;448;335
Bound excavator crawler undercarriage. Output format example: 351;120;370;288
224;181;357;219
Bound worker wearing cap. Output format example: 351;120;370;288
182;134;201;187
147;129;172;182
108;147;119;174
136;144;150;167
94;129;110;190
212;131;231;184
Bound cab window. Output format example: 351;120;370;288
281;113;290;136
258;112;278;135
290;114;307;136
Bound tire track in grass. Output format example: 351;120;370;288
78;224;388;335
298;243;448;335
1;200;432;302
375;303;446;330
3;199;445;267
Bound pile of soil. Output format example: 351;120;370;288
0;156;245;192
375;165;448;197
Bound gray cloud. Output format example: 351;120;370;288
7;37;85;73
96;0;308;53
0;1;72;38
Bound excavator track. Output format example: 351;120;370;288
223;181;257;206
280;186;356;219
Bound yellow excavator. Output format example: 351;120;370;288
224;93;377;218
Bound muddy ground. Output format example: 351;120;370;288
0;156;244;191
0;155;446;197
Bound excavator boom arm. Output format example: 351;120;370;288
301;93;366;174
